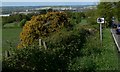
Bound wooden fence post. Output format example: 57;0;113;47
43;41;47;50
39;39;47;50
39;39;42;48
5;50;10;58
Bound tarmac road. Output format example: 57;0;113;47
111;29;120;52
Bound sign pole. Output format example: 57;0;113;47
100;23;102;46
97;17;104;47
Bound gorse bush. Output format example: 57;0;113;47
18;12;71;48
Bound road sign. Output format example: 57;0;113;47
97;18;104;24
97;18;104;46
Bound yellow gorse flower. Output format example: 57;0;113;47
17;12;70;48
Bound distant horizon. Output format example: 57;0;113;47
2;2;98;7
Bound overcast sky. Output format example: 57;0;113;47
3;0;119;6
2;0;99;2
1;0;100;6
2;2;99;6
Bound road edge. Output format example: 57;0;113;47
110;29;120;52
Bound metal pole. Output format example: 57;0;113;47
100;23;102;46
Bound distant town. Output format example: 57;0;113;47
1;5;97;16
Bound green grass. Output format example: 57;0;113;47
3;22;20;28
95;28;119;70
69;28;119;71
0;17;2;60
2;28;22;51
80;19;88;25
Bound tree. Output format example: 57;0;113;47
97;2;113;27
14;14;22;22
66;12;82;25
85;10;98;25
17;12;70;48
114;1;120;22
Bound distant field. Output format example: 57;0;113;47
3;22;20;28
2;28;22;51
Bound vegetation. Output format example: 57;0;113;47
17;12;71;48
2;2;120;71
114;1;120;22
2;13;35;28
67;12;85;25
97;2;113;27
69;28;119;71
2;28;22;51
85;10;98;25
3;23;97;72
97;29;118;70
97;2;120;26
3;21;119;71
19;19;27;27
3;22;19;28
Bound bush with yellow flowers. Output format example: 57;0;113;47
18;12;70;48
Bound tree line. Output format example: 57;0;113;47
97;2;120;26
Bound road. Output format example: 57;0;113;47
111;29;120;52
111;29;120;69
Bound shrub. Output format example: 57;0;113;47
19;19;27;27
67;12;82;25
45;25;96;59
17;12;71;48
3;46;70;72
81;33;101;56
67;28;100;72
68;56;98;72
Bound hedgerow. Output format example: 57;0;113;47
3;25;95;72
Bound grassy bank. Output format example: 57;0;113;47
96;28;119;70
69;28;119;71
2;28;22;51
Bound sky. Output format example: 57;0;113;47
1;0;119;6
0;0;101;6
2;2;98;6
2;0;99;2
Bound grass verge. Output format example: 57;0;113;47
95;28;119;70
69;28;119;71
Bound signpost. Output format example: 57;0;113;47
97;18;104;46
